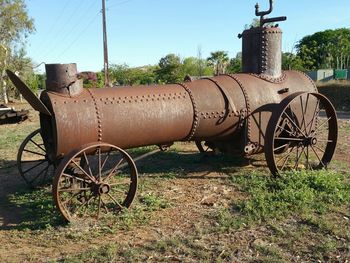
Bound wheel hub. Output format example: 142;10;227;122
92;183;110;195
303;136;317;146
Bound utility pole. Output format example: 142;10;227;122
102;0;110;87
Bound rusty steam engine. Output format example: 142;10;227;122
8;0;338;221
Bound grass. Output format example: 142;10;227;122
56;244;118;263
212;169;350;231
55;168;350;262
317;81;350;111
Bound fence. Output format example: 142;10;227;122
307;69;350;81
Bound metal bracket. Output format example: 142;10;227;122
239;108;247;128
255;0;287;27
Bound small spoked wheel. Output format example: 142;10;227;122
265;92;338;175
195;141;213;153
17;129;55;187
53;143;138;222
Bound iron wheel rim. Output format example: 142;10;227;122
265;92;338;175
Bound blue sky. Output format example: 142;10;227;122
25;0;350;73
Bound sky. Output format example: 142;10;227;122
25;0;350;73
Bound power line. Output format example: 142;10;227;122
53;12;100;61
37;0;90;59
40;0;98;59
31;0;71;57
107;0;134;10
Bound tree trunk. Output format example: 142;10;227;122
1;45;9;104
2;74;8;104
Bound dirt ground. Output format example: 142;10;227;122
0;101;349;262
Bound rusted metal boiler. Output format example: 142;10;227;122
7;0;337;222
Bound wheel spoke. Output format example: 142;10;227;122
73;195;94;216
72;159;97;183
109;180;131;186
107;193;123;210
299;95;306;133
29;138;46;153
276;146;295;165
61;192;83;205
283;110;306;137
294;145;305;169
317;139;333;143
311;117;331;136
275;137;304;142
313;144;326;154
83;152;94;179
305;146;309;169
110;188;128;194
98;147;102;181
29;165;49;185
62;173;91;183
310;145;326;167
22;159;46;174
40;165;50;185
307;99;320;135
274;143;289;152
100;150;111;173
300;94;309;135
23;149;46;157
21;159;46;163
58;187;91;192
100;197;109;213
103;157;125;183
97;195;102;219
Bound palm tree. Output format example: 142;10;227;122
207;51;229;76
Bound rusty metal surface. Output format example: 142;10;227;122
45;64;83;96
227;71;317;155
241;27;283;78
241;1;287;79
43;85;194;157
37;68;318;159
6;70;52;116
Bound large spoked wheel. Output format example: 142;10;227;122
195;141;213;153
265;92;338;175
53;142;138;222
17;129;55;187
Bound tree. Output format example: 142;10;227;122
207;51;229;76
226;52;242;74
109;64;157;86
156;54;184;84
296;28;350;70
282;52;304;71
0;0;35;103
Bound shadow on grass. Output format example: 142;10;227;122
0;159;65;231
128;147;264;179
0;148;263;231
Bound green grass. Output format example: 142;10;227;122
212;170;350;231
56;244;118;263
0;123;38;167
5;187;64;230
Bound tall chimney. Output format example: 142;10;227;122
240;0;286;79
